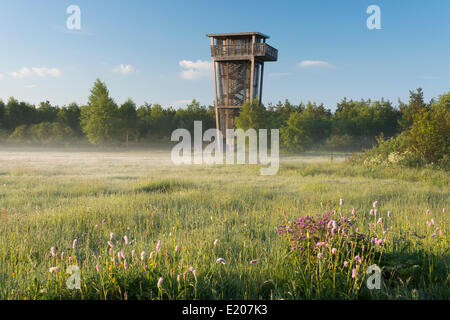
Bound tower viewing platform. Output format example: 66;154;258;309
206;32;278;141
207;32;278;61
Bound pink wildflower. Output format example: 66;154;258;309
157;277;163;289
49;267;59;273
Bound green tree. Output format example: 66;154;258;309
280;112;312;152
80;79;119;144
9;125;30;142
296;102;332;144
399;88;428;129
0;100;5;129
408;92;450;164
267;99;303;129
57;103;82;135
150;104;176;138
118;98;139;145
37;101;59;123
235;99;267;130
4;97;38;130
175;99;215;134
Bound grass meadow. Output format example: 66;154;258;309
0;148;448;300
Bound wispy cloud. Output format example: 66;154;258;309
421;76;440;80
174;99;192;104
179;59;212;80
10;67;61;79
298;60;334;69
10;67;32;79
113;64;134;74
172;99;193;108
267;72;291;78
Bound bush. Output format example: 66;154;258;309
408;94;449;164
360;93;449;169
0;129;9;143
8;122;76;145
322;134;356;151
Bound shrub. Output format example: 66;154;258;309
8;122;76;145
322;134;356;151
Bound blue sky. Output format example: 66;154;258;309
1;0;449;110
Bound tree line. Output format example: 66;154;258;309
0;79;446;153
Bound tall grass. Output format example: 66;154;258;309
0;150;447;299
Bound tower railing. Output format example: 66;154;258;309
211;43;278;61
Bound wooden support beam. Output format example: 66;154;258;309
250;35;256;104
211;37;221;151
259;62;264;105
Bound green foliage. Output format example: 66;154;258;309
266;99;303;129
1;86;447;163
334;98;401;138
174;99;215;134
4;97;39;130
360;91;449;169
57;103;82;135
322;134;357;151
0;99;5;129
235;99;267;130
137;103;176;140
80;79;119;144
9;122;76;144
280;112;312;152
37;101;59;123
399;88;428;129
408;93;450;164
118;98;139;144
296;102;332;144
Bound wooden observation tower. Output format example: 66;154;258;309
206;32;278;140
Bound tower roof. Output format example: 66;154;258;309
206;32;270;39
